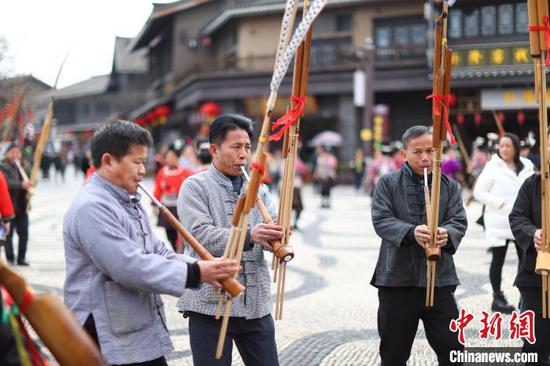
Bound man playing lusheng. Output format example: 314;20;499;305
509;131;550;366
371;125;467;365
63;121;238;366
177;114;283;366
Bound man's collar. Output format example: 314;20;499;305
90;173;141;204
403;162;430;183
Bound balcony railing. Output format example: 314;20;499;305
172;45;357;78
375;44;427;67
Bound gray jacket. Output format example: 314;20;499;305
63;174;196;365
370;164;467;288
177;165;276;319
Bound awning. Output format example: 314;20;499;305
481;88;541;110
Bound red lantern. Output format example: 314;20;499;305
154;105;171;118
199;101;221;118
474;112;482;127
449;93;457;108
517;111;526;126
146;111;156;123
457;112;464;125
497;112;506;124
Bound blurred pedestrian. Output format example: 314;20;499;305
314;146;337;208
0;144;32;266
474;132;534;313
154;147;192;252
349;148;366;192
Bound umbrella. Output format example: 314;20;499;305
309;130;342;147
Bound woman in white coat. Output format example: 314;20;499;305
474;132;534;313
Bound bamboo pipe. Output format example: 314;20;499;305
240;167;294;262
138;183;244;298
0;262;106;366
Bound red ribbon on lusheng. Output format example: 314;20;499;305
19;289;34;314
529;16;550;66
426;94;456;145
249;162;266;176
269;96;307;142
16;316;47;366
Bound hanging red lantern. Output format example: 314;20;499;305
449;93;457;108
154;105;171;118
517;110;526;126
457;112;464;125
199;101;221;118
474;112;482;127
146;111;156;123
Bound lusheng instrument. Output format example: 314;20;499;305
213;0;326;359
137;183;245;299
426;0;454;307
27;51;70;212
269;0;313;321
240;166;294;263
0;260;106;365
528;0;550;319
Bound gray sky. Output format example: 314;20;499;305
0;0;173;88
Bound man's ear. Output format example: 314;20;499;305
400;149;407;160
209;144;218;159
101;153;113;170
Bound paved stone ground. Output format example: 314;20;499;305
4;167;527;365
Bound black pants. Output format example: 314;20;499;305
187;312;278;366
489;240;521;293
377;286;463;366
112;357;167;366
519;287;550;365
5;213;29;263
165;228;178;251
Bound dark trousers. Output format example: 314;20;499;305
519;287;550;366
187;312;278;366
112;357;167;366
377;286;463;366
165;228;178;251
489;240;521;293
5;213;29;263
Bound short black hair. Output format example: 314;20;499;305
402;125;432;149
91;121;153;168
209;114;253;145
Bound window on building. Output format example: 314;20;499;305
464;8;480;38
411;24;426;45
498;4;514;35
394;25;410;46
80;102;89;116
515;3;528;34
449;9;463;39
335;13;352;33
375;26;391;48
374;17;427;62
96;101;110;115
481;6;496;36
